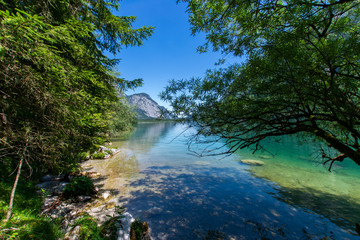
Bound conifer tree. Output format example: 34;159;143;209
0;0;153;174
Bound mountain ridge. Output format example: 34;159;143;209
126;93;172;120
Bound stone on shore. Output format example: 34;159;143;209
102;191;111;200
40;174;66;182
84;171;101;178
38;164;139;240
36;181;69;195
118;212;135;240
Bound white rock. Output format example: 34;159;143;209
117;212;134;240
102;191;111;200
99;146;108;152
77;195;92;202
240;159;265;166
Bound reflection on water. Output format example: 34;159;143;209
88;122;360;239
111;121;176;152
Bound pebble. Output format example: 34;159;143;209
77;195;92;202
102;191;111;200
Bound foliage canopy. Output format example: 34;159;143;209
0;0;153;175
161;0;360;170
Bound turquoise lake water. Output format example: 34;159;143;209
107;121;360;239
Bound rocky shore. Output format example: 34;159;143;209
36;146;151;240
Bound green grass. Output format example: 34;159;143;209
71;206;124;240
91;152;106;159
130;219;149;240
0;177;124;240
0;179;63;240
75;213;104;240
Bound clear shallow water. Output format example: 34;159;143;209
101;122;360;239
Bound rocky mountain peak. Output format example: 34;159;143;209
126;93;172;120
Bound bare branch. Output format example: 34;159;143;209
321;148;346;172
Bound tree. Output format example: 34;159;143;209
0;0;153;173
161;0;360;170
0;0;153;220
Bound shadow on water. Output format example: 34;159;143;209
89;123;360;239
268;185;360;234
114;165;359;240
232;134;360;238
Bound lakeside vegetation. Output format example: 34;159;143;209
1;0;360;239
0;0;152;238
0;0;153;177
0;180;63;239
0;176;126;239
162;0;360;170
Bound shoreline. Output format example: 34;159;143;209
37;146;148;240
81;146;153;239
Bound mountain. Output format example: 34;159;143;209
126;93;172;120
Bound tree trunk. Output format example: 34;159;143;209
314;128;360;166
5;135;29;222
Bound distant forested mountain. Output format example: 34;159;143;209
126;93;172;120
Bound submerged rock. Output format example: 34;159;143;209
240;159;265;166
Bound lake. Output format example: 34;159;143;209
91;121;360;239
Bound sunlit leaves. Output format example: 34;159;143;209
164;0;360;166
0;0;152;174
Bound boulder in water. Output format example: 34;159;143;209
240;159;265;166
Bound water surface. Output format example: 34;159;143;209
92;122;360;239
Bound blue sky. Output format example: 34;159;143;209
114;0;233;108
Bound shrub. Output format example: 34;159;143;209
130;219;148;240
78;152;89;161
75;213;102;240
62;176;94;198
91;152;106;159
74;206;125;240
105;150;113;155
